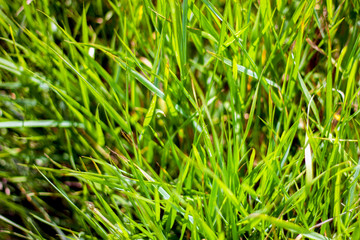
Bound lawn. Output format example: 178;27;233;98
0;0;360;239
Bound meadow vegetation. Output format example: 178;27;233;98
0;0;360;239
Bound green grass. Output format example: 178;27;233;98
0;0;359;239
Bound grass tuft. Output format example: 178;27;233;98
0;0;359;239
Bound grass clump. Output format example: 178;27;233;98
0;0;360;239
